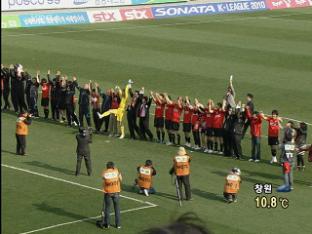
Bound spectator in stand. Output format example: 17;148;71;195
151;91;166;143
91;83;101;133
212;100;226;154
77;80;92;128
40;72;51;119
242;93;255;138
295;122;308;171
262;110;283;164
1;64;11;110
245;107;264;162
182;96;192;148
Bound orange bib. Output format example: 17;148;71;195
138;166;153;189
16;119;28;135
102;168;121;193
174;155;190;176
224;174;241;194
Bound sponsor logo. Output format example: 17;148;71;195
73;0;88;5
94;0;131;6
152;1;267;18
19;12;90;27
266;0;312;9
88;9;122;23
6;0;61;9
120;8;154;20
2;15;21;28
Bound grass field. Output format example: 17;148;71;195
2;7;312;234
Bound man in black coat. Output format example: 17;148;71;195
1;64;11;110
10;64;28;113
75;127;92;176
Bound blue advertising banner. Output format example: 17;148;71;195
19;12;90;27
152;0;267;19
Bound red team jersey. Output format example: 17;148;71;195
41;83;50;99
212;109;225;129
267;117;280;137
172;104;183;123
155;100;165;118
165;103;174;120
246;109;262;137
205;110;214;128
183;106;192;124
191;111;200;130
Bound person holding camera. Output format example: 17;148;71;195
16;112;32;156
75;127;92;176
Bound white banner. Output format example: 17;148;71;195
2;0;132;11
87;9;122;23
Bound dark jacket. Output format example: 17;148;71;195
233;109;245;135
76;133;92;155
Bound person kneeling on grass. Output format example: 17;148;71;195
223;168;241;203
134;160;157;196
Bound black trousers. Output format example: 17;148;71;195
51;99;59;120
11;88;19;112
177;175;191;200
192;131;201;147
242;120;250;138
92;108;102;131
233;134;243;159
223;130;233;157
139;117;153;140
127;109;140;139
102;193;120;227
2;87;10;109
66;104;79;126
76;153;92;176
297;154;305;167
29;97;39;116
16;134;26;155
79;107;91;127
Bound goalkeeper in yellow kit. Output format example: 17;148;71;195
98;80;133;139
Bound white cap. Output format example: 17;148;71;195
128;79;134;84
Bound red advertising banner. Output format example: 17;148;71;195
120;8;154;21
266;0;312;9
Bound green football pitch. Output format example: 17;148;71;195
2;7;312;234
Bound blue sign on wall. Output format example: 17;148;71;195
19;12;90;27
152;0;267;18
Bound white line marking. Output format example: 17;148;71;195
18;204;155;234
1;164;157;206
2;12;307;37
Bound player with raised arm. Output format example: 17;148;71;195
151;91;166;143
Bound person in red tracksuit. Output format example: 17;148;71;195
164;95;174;145
183;97;193;147
204;100;215;153
151;91;166;143
212;100;226;154
246;107;264;162
40;73;51;119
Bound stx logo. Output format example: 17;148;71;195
90;10;121;22
120;8;154;21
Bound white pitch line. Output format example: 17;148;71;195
2;12;307;37
18;204;155;234
1;164;157;207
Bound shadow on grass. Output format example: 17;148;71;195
33;202;97;225
23;161;77;176
1;149;17;156
192;188;224;203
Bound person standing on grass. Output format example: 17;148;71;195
40;75;51;119
76;81;92;127
10;64;28;113
151;91;166;143
16;112;32;156
99;88;112;133
65;77;79;127
75;127;92;176
242;93;255;138
223;107;235;157
48;70;61;121
127;90;141;139
97;161;122;229
204;100;215;153
170;147;192;201
295;122;308;171
245;107;264;162
29;73;40;118
1;64;11;111
191;99;204;150
212;100;226;154
134;160;157;196
91;83;101;133
138;93;153;141
164;95;174;145
182;96;193;148
232;103;245;160
223;168;241;203
262;110;283;164
224;75;236;109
